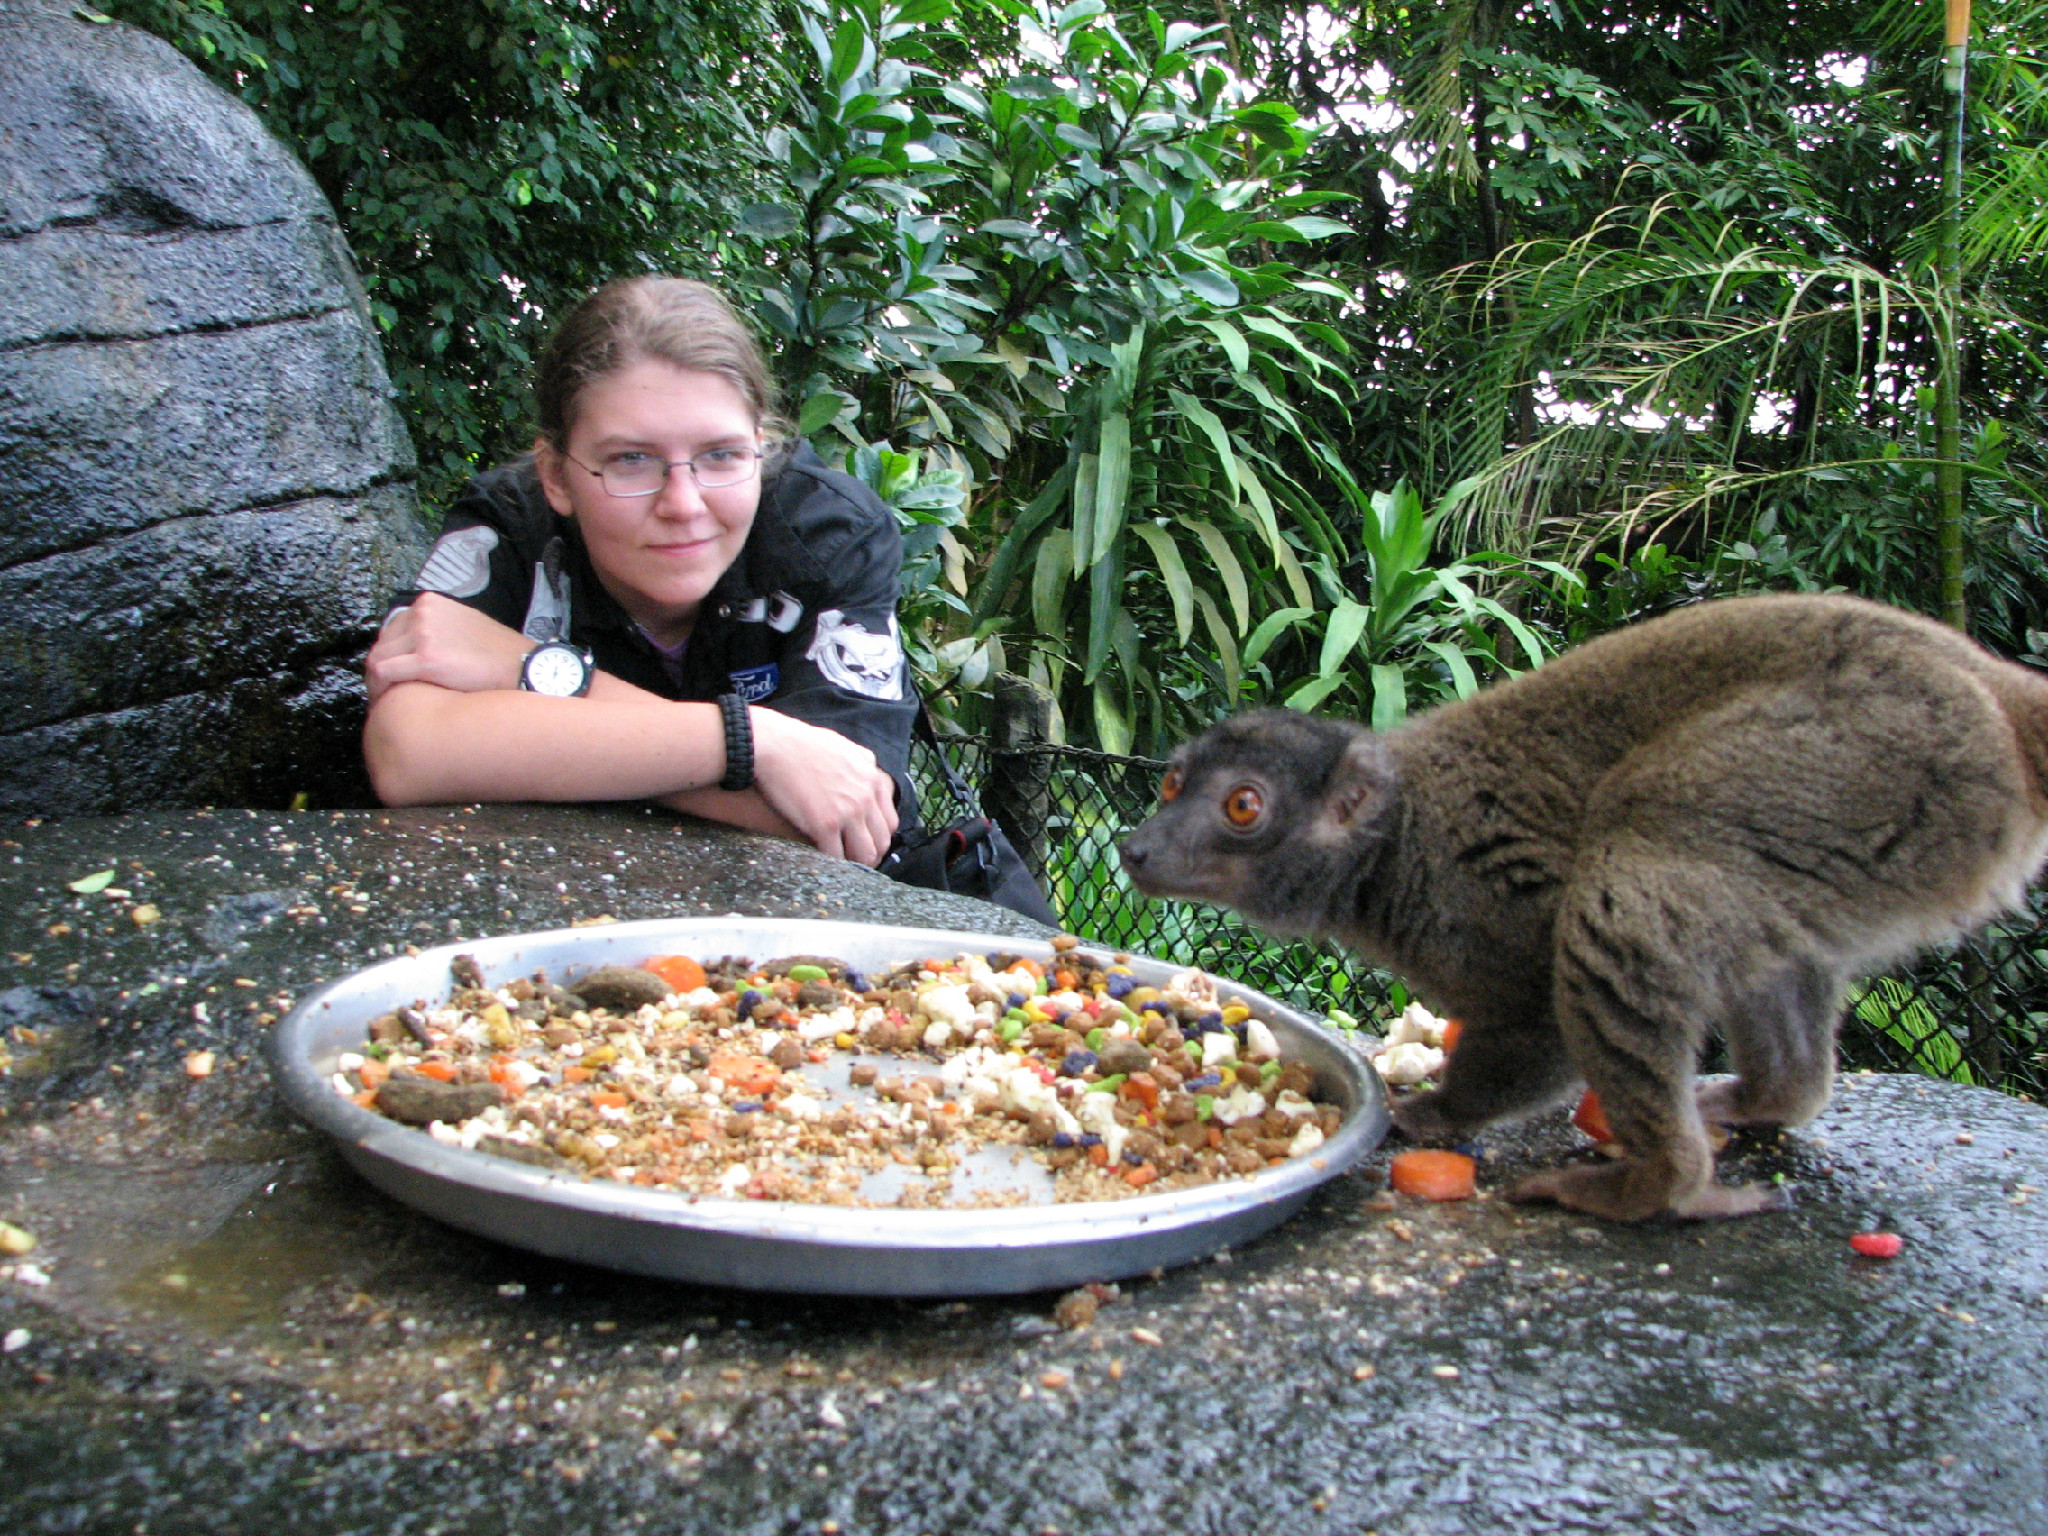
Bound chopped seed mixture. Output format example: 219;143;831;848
334;941;1344;1208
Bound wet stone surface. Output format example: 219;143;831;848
3;805;2047;1535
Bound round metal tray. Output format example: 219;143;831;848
267;918;1388;1296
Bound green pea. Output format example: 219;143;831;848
1195;1093;1215;1121
1087;1073;1127;1094
787;964;831;983
1086;1027;1107;1052
997;1017;1024;1042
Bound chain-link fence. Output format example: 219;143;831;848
912;732;2048;1101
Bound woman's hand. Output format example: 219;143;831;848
748;706;899;866
366;594;531;702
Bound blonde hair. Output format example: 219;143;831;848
533;277;786;449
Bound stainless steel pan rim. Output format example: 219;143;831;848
268;917;1389;1295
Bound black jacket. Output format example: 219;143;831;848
402;444;919;817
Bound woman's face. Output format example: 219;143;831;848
535;360;762;647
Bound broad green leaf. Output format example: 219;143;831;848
797;391;847;436
67;869;115;895
1318;599;1371;679
940;81;990;118
1180;268;1240;307
971;463;1074;624
1092;676;1133;756
892;0;954;26
995;337;1031;379
1168;389;1240;504
737;202;801;238
1184;519;1248;634
1084;550;1123;682
1235;461;1284;565
1370;663;1409;730
1243;606;1312;670
1092;410;1132;565
1032;529;1072;638
1192;587;1240;701
1423;640;1481;699
828;18;871;87
1472;597;1550;670
1271;532;1315;611
1130;523;1194;645
1194;319;1249;374
1070;451;1098;578
1284;675;1346;712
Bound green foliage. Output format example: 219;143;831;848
1852;977;1974;1085
108;0;778;505
742;0;1550;750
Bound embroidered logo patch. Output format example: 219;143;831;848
727;664;780;702
414;525;498;599
805;611;905;701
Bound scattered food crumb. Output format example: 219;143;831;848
1431;1364;1460;1379
2;1328;28;1352
1955;1132;1974;1146
0;1221;34;1257
184;1051;214;1078
130;903;160;927
1129;1327;1163;1346
1353;1363;1376;1380
1053;1289;1098;1330
1849;1231;1904;1259
1038;1370;1070;1390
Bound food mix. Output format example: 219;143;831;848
331;939;1344;1208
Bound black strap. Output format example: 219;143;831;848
912;697;979;816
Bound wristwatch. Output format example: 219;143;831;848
717;692;754;791
518;640;594;698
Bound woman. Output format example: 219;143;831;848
363;277;912;866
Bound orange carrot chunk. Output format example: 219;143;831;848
1441;1018;1463;1055
1572;1090;1614;1144
706;1052;781;1096
643;954;708;994
1389;1149;1477;1201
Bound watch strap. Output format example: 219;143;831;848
717;693;754;791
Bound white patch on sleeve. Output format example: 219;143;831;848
805;610;906;700
414;525;498;599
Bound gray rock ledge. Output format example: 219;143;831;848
1;805;2045;1535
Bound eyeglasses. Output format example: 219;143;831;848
564;446;763;497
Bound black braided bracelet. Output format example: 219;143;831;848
717;692;754;792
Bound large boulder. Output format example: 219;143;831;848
0;0;427;814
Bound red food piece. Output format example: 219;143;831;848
1389;1149;1477;1201
1441;1018;1463;1055
1572;1090;1614;1144
1850;1231;1904;1259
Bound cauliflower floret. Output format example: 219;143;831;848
1372;1040;1445;1085
799;1004;855;1043
1075;1091;1127;1160
1271;1088;1316;1119
1288;1121;1326;1157
1211;1083;1267;1126
1384;1001;1450;1050
1200;1030;1239;1068
1243;1018;1282;1062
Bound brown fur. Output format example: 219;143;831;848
1120;595;2048;1219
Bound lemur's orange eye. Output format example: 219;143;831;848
1159;766;1184;804
1223;785;1264;827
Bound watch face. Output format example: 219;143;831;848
524;643;589;697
